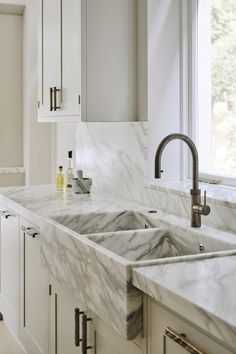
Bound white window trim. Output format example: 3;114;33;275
180;0;198;181
183;0;236;188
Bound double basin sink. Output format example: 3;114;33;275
41;210;236;339
52;210;236;264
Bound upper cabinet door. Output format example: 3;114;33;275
61;0;81;117
38;0;81;122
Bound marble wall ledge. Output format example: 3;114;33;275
147;180;236;209
0;167;25;174
133;256;236;351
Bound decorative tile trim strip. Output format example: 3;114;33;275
0;167;25;175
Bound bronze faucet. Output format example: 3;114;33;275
155;133;210;227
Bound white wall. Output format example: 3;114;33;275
0;0;54;185
56;123;78;174
57;0;184;185
23;0;54;185
148;0;182;182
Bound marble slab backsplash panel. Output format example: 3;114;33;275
76;122;236;232
76;122;148;205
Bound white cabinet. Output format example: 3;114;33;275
19;217;49;354
0;209;20;337
147;297;235;354
49;278;143;354
38;0;147;123
38;0;81;122
49;277;92;354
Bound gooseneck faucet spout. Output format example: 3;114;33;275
155;133;210;228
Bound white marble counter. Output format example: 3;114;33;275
1;185;236;347
0;184;150;218
147;180;236;209
0;185;156;339
133;256;236;350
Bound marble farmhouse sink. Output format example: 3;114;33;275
87;224;236;263
51;210;156;234
41;210;236;340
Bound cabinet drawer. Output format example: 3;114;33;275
148;298;235;354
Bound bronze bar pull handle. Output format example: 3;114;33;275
82;314;92;354
74;308;84;347
164;327;207;354
50;87;53;111
53;87;61;111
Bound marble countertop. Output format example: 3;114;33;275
1;185;236;348
147;180;236;209
133;256;236;350
0;184;152;219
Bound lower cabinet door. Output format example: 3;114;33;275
19;217;49;354
49;278;87;354
0;210;20;337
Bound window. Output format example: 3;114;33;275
196;0;236;183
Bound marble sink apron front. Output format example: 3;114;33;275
40;210;236;340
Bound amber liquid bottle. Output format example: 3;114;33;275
56;166;66;191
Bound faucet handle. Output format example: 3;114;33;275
204;190;207;207
202;190;211;216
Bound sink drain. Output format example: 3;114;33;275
199;243;205;253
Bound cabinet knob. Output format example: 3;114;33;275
0;210;16;219
21;225;39;238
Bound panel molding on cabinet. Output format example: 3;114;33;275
38;0;81;122
0;209;20;337
19;217;49;354
49;277;87;354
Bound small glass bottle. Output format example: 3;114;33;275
56;166;66;191
66;151;74;190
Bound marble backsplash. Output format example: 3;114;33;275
76;122;236;233
76;122;149;205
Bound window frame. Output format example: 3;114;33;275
185;0;236;187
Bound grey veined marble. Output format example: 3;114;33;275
133;256;236;350
1;185;236;343
42;209;236;339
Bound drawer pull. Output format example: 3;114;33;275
53;87;61;111
74;308;84;347
50;87;54;111
82;314;92;354
164;327;207;354
21;225;39;238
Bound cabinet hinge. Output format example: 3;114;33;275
78;95;81;105
49;284;52;296
38;101;40;109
